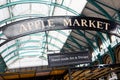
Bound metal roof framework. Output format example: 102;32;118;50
0;0;120;73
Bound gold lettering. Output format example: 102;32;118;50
47;19;55;27
105;23;110;30
63;19;72;26
27;22;34;30
89;20;96;28
97;21;103;29
19;24;28;33
81;19;88;27
34;20;45;29
73;19;80;26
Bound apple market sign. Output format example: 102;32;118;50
1;16;118;38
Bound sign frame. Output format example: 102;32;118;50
47;51;91;67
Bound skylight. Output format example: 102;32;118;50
0;0;87;69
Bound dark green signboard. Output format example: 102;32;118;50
1;16;118;38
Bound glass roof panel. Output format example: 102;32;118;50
0;8;10;21
63;0;87;13
0;30;72;69
8;57;48;69
0;0;6;5
0;0;87;69
12;4;30;16
31;4;49;15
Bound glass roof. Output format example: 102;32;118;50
0;0;87;69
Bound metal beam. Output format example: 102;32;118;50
4;41;61;63
0;55;7;72
1;42;61;63
63;42;75;51
0;33;65;55
95;0;119;12
72;31;90;44
76;30;98;54
85;6;105;17
68;35;83;50
0;14;46;26
65;42;82;50
61;41;85;52
87;0;113;20
97;32;116;63
87;0;116;63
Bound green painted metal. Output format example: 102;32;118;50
61;29;96;53
49;5;55;16
85;7;105;17
63;43;75;51
0;0;79;15
77;30;97;48
117;12;120;20
54;30;73;50
0;65;6;72
17;46;43;50
96;33;107;44
97;32;116;63
0;34;64;54
57;30;80;51
18;51;43;56
57;30;70;37
85;31;99;48
5;51;44;63
68;35;84;50
97;54;103;64
72;31;90;44
87;0;113;20
85;31;96;36
0;0;80;26
0;55;7;72
61;41;82;52
95;0;119;12
87;0;117;63
1;43;59;64
48;35;64;44
0;11;70;66
0;0;119;68
61;41;83;52
0;40;40;55
4;41;61;63
2;42;60;58
41;32;47;55
5;52;46;63
61;0;64;5
69;37;88;48
94;36;100;50
65;42;81;50
0;14;46;25
36;32;65;51
0;0;74;66
8;0;14;19
0;33;3;37
43;40;61;49
49;0;56;16
91;0;116;61
76;30;98;53
5;55;19;63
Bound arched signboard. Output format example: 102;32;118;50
1;16;120;39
